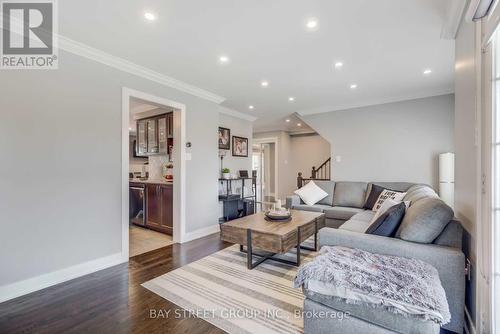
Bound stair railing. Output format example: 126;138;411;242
297;157;331;188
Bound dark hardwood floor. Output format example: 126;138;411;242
0;233;231;334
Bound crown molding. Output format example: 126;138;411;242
218;106;257;122
58;35;226;104
297;90;454;116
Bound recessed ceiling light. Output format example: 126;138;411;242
219;55;229;64
288;97;295;102
334;62;343;69
350;84;358;89
306;18;318;30
129;127;133;131
144;12;156;21
423;69;432;75
297;123;302;127
249;105;254;109
286;119;291;122
261;81;269;87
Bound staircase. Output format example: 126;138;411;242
297;157;331;188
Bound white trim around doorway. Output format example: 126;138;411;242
122;87;187;261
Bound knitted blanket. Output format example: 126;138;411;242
294;246;450;324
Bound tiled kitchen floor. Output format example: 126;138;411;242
129;225;174;257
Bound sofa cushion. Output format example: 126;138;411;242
292;204;332;213
324;206;364;220
350;210;376;222
332;182;368;208
339;218;373;233
294;181;329;206
366;202;406;237
403;184;438;204
310;180;335;205
396;198;454;243
304;291;439;334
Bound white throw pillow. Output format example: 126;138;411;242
294;181;329;206
372;189;407;212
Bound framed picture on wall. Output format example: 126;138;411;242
218;127;231;150
232;136;248;157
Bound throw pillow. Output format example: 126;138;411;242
395;198;454;243
370;198;399;223
366;202;406;236
364;184;391;210
372;189;406;211
294;181;329;206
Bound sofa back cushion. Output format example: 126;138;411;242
306;180;335;205
433;220;463;248
403;184;439;204
332;181;368;208
395;198;454;243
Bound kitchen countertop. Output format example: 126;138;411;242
129;178;173;185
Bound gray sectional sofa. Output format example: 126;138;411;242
286;181;465;333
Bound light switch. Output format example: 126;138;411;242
335;155;342;163
186;153;192;161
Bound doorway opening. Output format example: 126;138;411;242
122;88;186;260
252;138;279;210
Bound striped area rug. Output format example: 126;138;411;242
142;241;317;334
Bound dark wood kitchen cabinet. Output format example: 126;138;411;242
135;112;173;156
145;183;173;235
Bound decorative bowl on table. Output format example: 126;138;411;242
264;209;292;222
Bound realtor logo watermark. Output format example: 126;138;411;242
1;0;58;69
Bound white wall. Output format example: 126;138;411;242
301;94;455;189
454;19;478;238
290;134;330;180
455;16;481;333
0;50;220;291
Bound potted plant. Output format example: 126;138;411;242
221;168;231;179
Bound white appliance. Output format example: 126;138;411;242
439;152;455;209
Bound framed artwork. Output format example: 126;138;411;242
218;127;230;150
232;136;248;157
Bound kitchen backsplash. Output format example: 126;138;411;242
149;155;169;180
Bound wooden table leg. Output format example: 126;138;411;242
296;226;301;266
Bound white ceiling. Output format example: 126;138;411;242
129;97;171;132
60;0;455;132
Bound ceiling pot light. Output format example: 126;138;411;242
144;12;156;21
249;105;254;109
261;81;269;87
297;123;302;127
288;97;295;102
423;69;432;75
334;62;343;69
219;55;229;64
306;18;318;31
286;119;291;122
350;84;358;89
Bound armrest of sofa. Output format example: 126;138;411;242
319;228;465;333
286;195;301;209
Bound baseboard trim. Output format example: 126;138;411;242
182;224;220;243
0;252;125;304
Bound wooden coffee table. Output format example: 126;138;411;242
220;210;325;269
